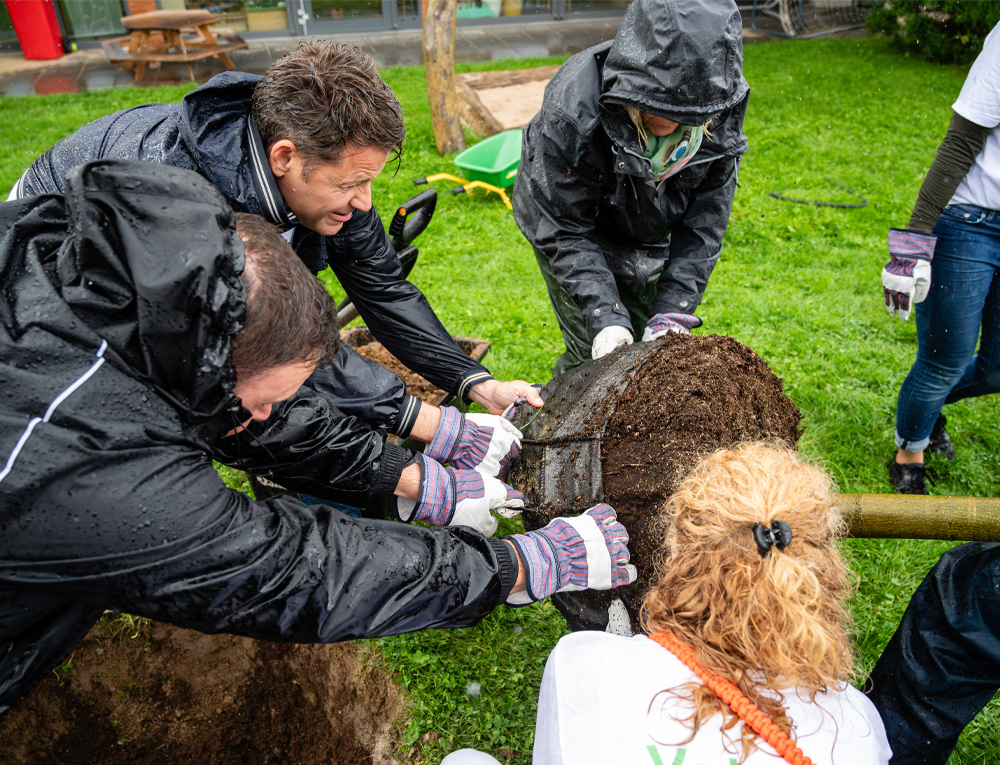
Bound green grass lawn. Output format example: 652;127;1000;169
4;36;999;764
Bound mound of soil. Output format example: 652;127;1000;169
0;618;405;765
518;333;802;631
602;333;802;512
341;326;490;406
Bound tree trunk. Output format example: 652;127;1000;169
423;0;465;155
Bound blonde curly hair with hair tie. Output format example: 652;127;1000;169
640;442;857;763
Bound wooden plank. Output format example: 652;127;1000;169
460;65;561;91
106;43;246;64
120;10;216;30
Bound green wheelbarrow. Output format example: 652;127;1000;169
414;129;522;209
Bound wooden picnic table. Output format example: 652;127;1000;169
102;9;248;83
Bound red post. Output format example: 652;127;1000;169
5;0;65;61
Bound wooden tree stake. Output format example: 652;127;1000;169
423;0;465;155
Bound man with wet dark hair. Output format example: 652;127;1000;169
7;41;543;473
233;213;342;379
0;161;634;720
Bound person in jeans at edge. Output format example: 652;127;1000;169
882;22;1000;494
442;444;890;765
0;159;636;719
512;0;749;376
6;41;545;510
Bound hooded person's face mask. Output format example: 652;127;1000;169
643;123;705;181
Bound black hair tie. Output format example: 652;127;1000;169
752;520;793;557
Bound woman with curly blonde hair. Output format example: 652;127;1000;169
529;443;891;765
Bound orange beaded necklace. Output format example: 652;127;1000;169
647;632;814;765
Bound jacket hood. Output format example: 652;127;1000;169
0;160;246;432
600;0;748;125
177;71;260;193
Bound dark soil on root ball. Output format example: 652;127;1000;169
0;618;406;765
524;334;802;631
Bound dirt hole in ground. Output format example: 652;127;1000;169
0;618;405;764
520;333;802;630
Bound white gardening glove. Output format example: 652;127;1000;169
591;325;633;360
504;503;636;605
396;453;524;537
423;405;522;480
882;228;936;321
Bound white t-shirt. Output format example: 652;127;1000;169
950;22;1000;211
533;632;892;765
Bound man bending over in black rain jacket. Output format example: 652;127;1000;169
0;160;636;719
6;40;544;447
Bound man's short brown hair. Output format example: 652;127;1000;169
251;41;405;166
232;213;340;377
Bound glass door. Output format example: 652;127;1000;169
290;0;420;34
562;0;630;13
57;0;126;39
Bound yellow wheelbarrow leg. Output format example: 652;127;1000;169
458;181;513;211
414;174;513;210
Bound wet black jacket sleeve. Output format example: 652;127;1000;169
520;117;633;335
651;156;739;316
303;210;494;402
866;542;1000;765
213;387;410;498
519;115;737;331
0;445;517;717
306;344;422;438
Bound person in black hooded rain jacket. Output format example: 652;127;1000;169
0;160;635;719
513;0;749;376
7;41;543;444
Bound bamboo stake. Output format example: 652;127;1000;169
838;494;1000;542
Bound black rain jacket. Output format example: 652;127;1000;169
14;71;494;433
513;0;749;334
0;161;514;719
866;542;1000;765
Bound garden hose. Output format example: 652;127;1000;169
768;176;868;208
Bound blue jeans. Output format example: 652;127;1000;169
896;204;1000;452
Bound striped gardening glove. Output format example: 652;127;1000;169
882;228;936;321
397;452;524;537
641;312;703;341
504;503;636;605
424;405;522;481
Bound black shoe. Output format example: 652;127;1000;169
889;460;936;495
927;414;956;460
